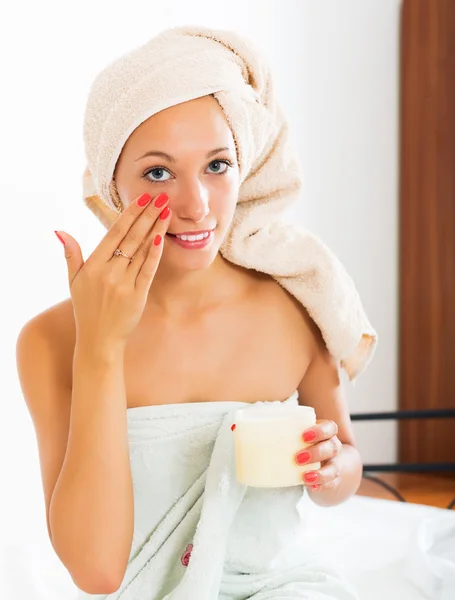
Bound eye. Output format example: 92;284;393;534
143;167;172;182
206;160;231;174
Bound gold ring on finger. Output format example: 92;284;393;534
113;248;133;263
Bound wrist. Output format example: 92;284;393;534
74;337;126;366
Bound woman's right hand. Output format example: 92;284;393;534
55;192;171;349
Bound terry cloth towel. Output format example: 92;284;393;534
82;25;377;381
76;393;360;600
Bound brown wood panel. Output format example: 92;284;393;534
357;473;455;509
399;0;455;464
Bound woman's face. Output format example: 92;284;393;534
114;95;240;272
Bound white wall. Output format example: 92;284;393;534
273;0;401;464
0;0;400;572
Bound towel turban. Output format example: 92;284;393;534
82;25;377;380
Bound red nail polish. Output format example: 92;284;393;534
295;451;311;465
312;485;320;490
54;231;65;245
153;234;162;246
154;193;168;208
137;193;152;207
231;424;236;431
160;206;171;220
304;471;318;483
303;430;317;443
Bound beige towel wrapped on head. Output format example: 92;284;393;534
83;25;377;380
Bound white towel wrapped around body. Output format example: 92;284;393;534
76;393;360;600
82;25;377;380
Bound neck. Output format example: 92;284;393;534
146;253;245;318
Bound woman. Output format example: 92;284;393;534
16;26;376;599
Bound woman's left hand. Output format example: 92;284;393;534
294;419;344;492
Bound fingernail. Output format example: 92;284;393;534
154;193;168;208
160;206;171;220
295;451;311;465
54;231;65;245
153;234;162;246
303;430;317;443
304;471;318;483
231;424;236;431
137;193;152;207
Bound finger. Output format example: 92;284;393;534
55;231;84;286
133;207;172;292
308;476;341;493
302;419;338;444
87;192;167;265
303;458;342;486
110;193;170;270
296;436;342;465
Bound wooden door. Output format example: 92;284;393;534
399;0;455;464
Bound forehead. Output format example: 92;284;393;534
123;96;235;154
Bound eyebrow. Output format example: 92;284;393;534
135;147;234;162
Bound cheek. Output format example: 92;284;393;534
210;178;239;223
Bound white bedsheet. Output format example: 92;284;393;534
302;495;455;600
1;495;454;599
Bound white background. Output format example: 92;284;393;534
0;0;401;590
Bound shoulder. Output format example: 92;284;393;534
17;297;76;346
15;299;77;542
244;271;333;384
251;274;327;355
16;298;76;388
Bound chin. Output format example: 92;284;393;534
161;237;220;271
163;256;218;272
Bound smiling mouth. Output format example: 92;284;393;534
166;230;214;242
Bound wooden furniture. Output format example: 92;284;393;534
357;472;455;509
398;0;455;465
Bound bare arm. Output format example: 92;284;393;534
297;329;363;507
17;191;171;593
50;338;133;593
17;319;133;594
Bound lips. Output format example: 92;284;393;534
166;229;215;250
167;229;214;236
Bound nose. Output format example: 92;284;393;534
173;180;209;223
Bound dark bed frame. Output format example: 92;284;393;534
350;408;455;510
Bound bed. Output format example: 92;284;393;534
3;402;453;600
2;384;454;598
2;390;454;598
1;491;454;600
2;403;455;600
